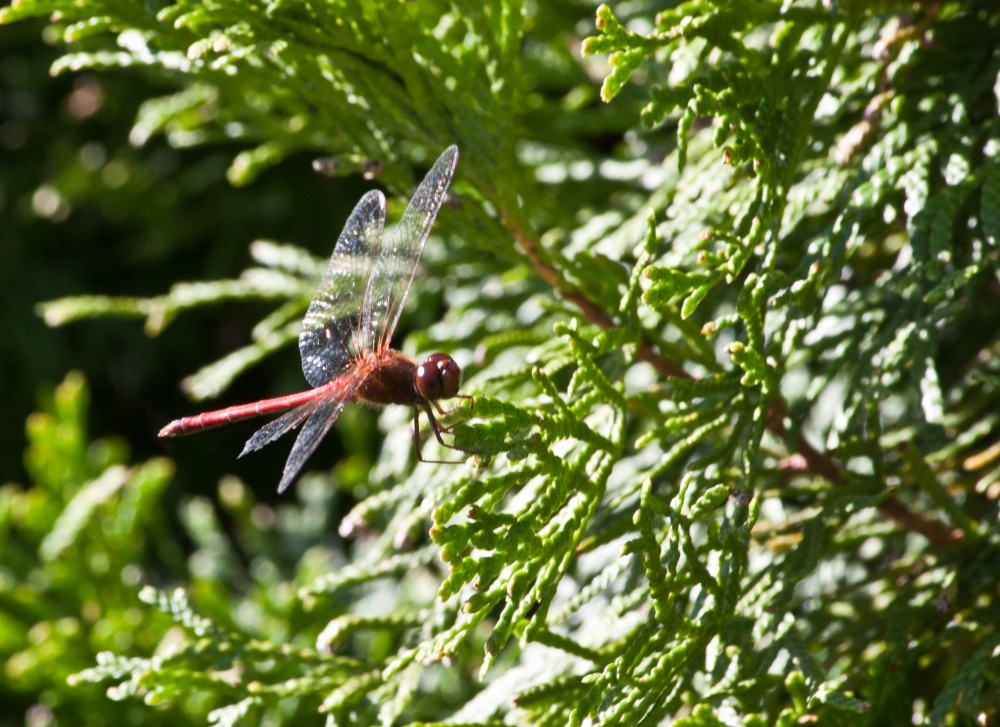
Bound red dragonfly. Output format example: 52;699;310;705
160;146;465;492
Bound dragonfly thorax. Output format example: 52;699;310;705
352;351;460;407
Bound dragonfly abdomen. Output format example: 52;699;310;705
158;386;330;437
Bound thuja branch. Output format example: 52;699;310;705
504;216;687;380
507;217;961;549
764;404;960;547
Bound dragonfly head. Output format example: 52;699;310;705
416;353;462;401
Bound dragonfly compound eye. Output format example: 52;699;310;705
416;353;462;401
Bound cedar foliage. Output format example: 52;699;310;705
2;1;999;725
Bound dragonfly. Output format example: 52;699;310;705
159;145;466;493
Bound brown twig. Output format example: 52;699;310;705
507;218;962;548
506;218;689;379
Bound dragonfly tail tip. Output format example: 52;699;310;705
158;422;180;438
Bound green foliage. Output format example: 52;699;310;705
0;372;175;724
1;372;396;725
3;0;1000;726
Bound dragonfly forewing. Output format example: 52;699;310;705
299;189;387;388
361;146;458;356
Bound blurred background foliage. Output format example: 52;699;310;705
1;0;999;725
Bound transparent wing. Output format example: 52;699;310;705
299;190;386;387
360;145;458;356
239;401;320;457
275;396;350;494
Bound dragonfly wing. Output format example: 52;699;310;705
239;400;320;457
300;189;387;387
360;146;458;355
276;396;349;494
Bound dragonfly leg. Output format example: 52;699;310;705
412;407;425;461
412;405;471;464
432;395;473;433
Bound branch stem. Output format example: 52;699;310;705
508;218;961;548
